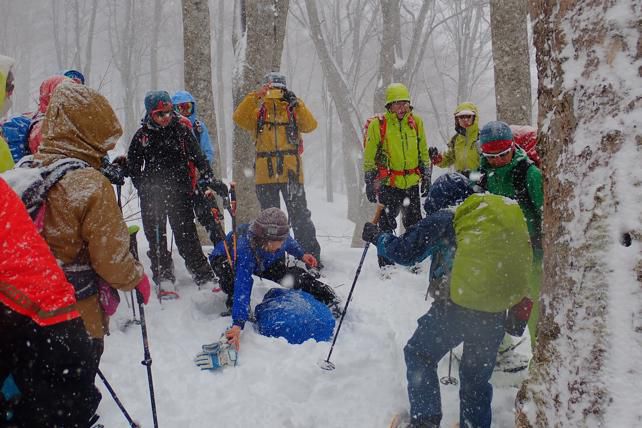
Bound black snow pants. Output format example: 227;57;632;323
0;306;101;428
255;182;321;261
377;184;422;266
139;183;214;286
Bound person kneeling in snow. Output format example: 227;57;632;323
361;173;533;428
209;207;341;352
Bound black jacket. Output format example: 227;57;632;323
128;114;212;191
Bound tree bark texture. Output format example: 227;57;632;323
232;0;289;224
516;1;642;426
490;0;532;124
181;0;221;177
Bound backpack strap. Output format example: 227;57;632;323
193;119;203;143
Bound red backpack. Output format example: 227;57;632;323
510;125;541;168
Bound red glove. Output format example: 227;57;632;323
510;297;533;321
136;274;151;305
302;254;318;268
431;153;443;165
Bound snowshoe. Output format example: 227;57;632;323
156;280;179;301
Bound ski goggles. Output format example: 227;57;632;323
176;102;193;116
152;109;173;119
481;145;513;159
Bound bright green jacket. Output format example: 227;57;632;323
480;148;543;247
451;194;532;312
363;111;429;190
439;102;480;172
0;58;15;172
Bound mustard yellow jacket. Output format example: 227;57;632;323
233;91;317;185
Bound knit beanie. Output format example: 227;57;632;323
144;90;172;114
250;208;290;241
478;121;513;153
263;72;287;89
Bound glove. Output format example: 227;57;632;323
364;171;379;203
194;337;238;370
362;222;382;244
209;178;229;198
429;147;442;166
302;254;318;268
282;89;298;108
135;274;151;305
504;297;533;337
420;168;431;198
100;157;126;185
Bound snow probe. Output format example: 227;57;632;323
96;369;140;427
130;231;160;428
319;204;384;371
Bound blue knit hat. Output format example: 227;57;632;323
144;90;172;114
478;121;513;152
424;172;474;215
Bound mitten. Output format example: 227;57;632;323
100;157;126;185
504;297;533;337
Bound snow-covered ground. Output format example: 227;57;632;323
98;185;531;428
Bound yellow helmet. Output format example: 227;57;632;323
385;83;411;105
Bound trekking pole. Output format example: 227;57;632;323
97;369;140;428
130;231;160;428
439;350;458;386
211;205;234;273
319;204;384;371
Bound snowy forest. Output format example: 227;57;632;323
0;0;640;427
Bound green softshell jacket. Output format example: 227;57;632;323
450;194;532;312
480;148;543;245
438;102;480;172
363;111;429;190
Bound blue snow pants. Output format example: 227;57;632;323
404;300;505;428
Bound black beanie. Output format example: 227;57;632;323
250;208;289;241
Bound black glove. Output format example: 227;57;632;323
209;178;229;198
420;166;431;198
364;171;378;203
362;222;382;244
282;89;298;108
100;157;126;186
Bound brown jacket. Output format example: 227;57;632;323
35;81;144;338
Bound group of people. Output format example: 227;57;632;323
0;50;543;428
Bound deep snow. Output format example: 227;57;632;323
98;184;531;428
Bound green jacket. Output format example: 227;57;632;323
363;111;429;190
439;102;480;172
480;148;543;247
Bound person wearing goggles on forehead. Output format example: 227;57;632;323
0;54;16;172
127;90;224;292
477;120;543;354
429;102;481;177
363;83;429;267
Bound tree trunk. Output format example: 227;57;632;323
489;0;532;124
516;1;642;426
181;0;221;177
215;0;228;176
150;0;162;90
232;0;289;224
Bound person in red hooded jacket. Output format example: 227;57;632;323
27;75;69;154
0;178;101;427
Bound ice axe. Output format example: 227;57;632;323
319;204;384;371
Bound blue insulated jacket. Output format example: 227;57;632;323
172;90;214;162
210;225;305;328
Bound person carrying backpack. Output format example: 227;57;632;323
477;120;543;349
128;91;227;293
0;54;16;172
209;208;340;349
363;83;429;266
233;72;322;266
429;102;481;176
361;173;532;428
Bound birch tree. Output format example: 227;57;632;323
516;1;642;426
232;0;289;224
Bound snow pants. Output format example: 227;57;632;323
404;300;505;428
211;256;339;314
0;306;100;427
255;182;321;261
139;184;214;285
378;184;422;267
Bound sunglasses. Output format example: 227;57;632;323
457;114;475;120
153;110;173;119
481;146;513;159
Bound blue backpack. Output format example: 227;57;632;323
255;288;335;344
1;115;31;162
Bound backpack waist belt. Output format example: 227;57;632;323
256;150;300;178
377;166;421;187
62;264;99;300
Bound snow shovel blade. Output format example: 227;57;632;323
318;359;336;371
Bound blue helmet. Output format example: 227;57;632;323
62;69;85;85
424;172;474;215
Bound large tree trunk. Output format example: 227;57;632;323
181;0;221;177
150;0;161;90
489;0;532;124
215;0;228;176
516;1;642;426
232;0;289;224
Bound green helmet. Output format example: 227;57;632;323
385;83;411;105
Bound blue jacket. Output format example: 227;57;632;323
171;90;214;162
210;225;305;328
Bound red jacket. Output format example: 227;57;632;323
0;178;79;326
